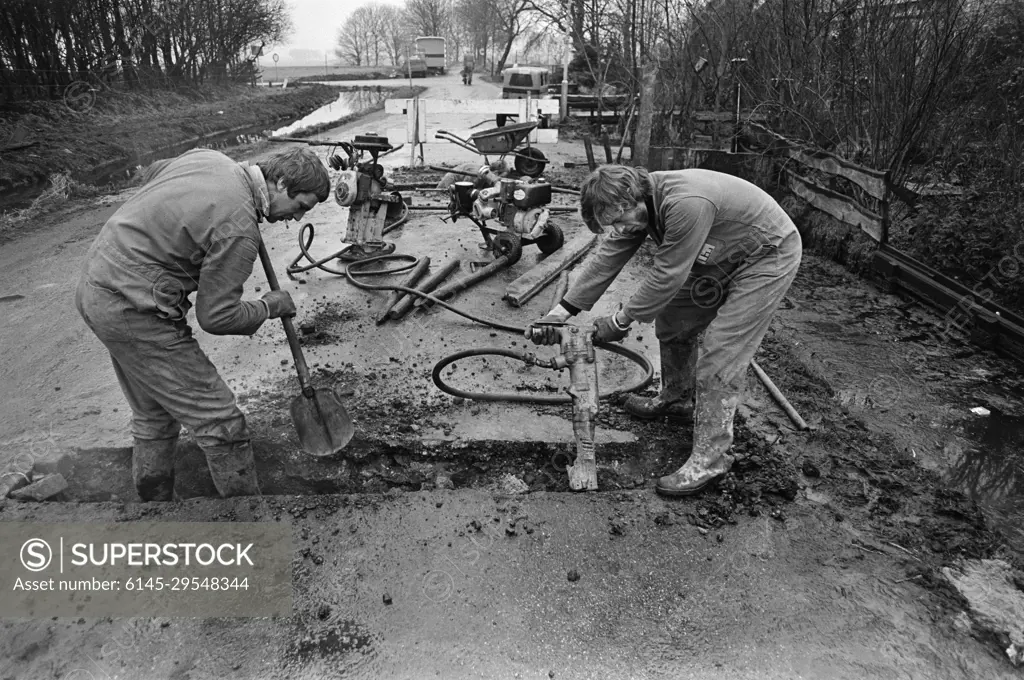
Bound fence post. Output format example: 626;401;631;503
880;170;892;246
633;60;658;167
582;135;597;170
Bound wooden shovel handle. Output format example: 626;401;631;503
257;238;314;396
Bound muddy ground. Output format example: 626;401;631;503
1;73;1023;678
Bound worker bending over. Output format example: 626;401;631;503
76;147;330;500
528;165;801;496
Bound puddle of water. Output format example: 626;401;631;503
943;411;1024;550
271;88;391;137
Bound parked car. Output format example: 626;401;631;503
392;55;428;78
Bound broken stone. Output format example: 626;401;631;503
942;559;1024;666
9;474;67;501
496;473;529;495
382;592;393;605
0;458;33;498
567;569;580;582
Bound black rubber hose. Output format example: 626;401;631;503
285;203;412;278
430;345;654;404
284;221;654;403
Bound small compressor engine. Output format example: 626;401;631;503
331;133;406;261
448;175;563;265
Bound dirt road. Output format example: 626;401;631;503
1;72;1021;678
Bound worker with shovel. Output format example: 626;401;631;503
75;147;330;500
527;165;801;496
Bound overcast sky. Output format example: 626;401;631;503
271;0;404;65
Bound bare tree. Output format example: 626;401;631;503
336;6;376;66
405;0;449;36
377;4;409;66
0;0;290;100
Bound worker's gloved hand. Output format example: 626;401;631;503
593;314;630;343
262;290;296;319
526;314;567;345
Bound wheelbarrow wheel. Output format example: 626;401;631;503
534;223;564;256
514;147;547;178
492;232;523;266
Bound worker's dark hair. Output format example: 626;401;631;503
579;165;652;233
259;147;331;201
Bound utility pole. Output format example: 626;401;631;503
560;36;570;123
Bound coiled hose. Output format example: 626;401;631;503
285;221;654;404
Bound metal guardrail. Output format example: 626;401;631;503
872;244;1024;362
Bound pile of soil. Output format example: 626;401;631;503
0;84;340;192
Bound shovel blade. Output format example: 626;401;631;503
290;387;355;456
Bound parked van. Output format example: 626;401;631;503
501;66;549;99
498;66;550;126
414;36;446;74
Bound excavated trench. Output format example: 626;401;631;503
55;405;800;528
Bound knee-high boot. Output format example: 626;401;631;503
132;437;177;501
203;441;260;498
655;387;740;496
622;339;696;420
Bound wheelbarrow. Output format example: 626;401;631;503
435;121;547;178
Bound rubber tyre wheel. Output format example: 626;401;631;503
534;223;564;255
514;147;547;178
492;232;523;266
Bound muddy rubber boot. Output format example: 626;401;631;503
655;388;741;497
623;340;697;420
132;437;177;502
204;441;260;498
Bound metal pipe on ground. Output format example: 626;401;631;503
376;257;431;325
429;165;476;177
415;256;510;308
389;259;461;321
750;359;809;430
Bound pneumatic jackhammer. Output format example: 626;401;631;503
527;324;601;491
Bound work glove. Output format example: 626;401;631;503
261;290;296;319
525;313;567;346
593;313;631;343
